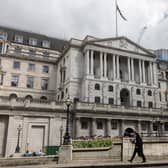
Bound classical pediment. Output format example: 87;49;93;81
90;36;154;56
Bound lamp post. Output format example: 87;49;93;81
63;96;72;145
60;125;63;146
15;124;22;153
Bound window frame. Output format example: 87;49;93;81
108;85;113;92
95;96;100;104
42;40;50;48
29;38;37;46
95;83;100;90
42;65;49;73
26;76;34;89
14;35;23;43
28;63;35;72
136;89;141;95
13;61;20;70
41;78;49;90
11;74;19;87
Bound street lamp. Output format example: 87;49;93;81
60;125;63;146
63;96;72;145
15;124;22;153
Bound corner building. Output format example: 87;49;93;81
57;36;161;138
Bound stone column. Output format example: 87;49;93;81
137;120;142;134
85;50;90;75
139;60;142;84
131;58;134;81
128;57;131;82
104;53;107;78
91;50;94;76
100;52;103;78
142;60;146;83
117;55;120;80
119;119;124;137
106;119;111;137
91;118;97;136
113;54;116;80
75;118;80;138
153;63;157;85
150;62;153;85
149;121;153;136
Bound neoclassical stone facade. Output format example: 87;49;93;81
0;26;167;157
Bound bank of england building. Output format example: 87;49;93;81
0;26;167;157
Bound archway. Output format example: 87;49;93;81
120;88;130;106
124;127;134;137
9;93;17;100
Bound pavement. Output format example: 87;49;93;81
2;160;168;168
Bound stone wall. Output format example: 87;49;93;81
72;143;122;162
122;137;168;161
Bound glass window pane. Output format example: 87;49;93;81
43;65;49;73
27;76;34;88
11;75;19;87
13;61;20;69
41;79;48;90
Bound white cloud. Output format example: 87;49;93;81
0;0;168;49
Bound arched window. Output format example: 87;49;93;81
9;93;17;100
95;83;100;90
136;89;141;95
40;96;47;100
108;85;113;92
148;90;152;96
25;95;33;103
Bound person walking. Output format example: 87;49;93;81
128;131;146;163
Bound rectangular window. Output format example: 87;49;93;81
148;102;153;108
153;123;158;131
27;76;34;88
13;61;20;70
141;123;147;131
95;97;100;104
28;63;35;72
41;78;48;90
97;121;103;129
14;35;23;43
111;121;117;129
29;38;37;46
108;98;114;105
42;40;50;48
164;123;168;131
42;65;49;73
81;120;88;129
11;75;19;87
137;101;142;107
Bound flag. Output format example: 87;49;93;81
116;2;127;21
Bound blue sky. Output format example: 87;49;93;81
0;0;168;49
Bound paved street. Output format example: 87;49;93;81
2;161;168;168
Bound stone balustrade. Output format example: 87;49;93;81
75;102;163;116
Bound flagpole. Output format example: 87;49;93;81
115;0;118;37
